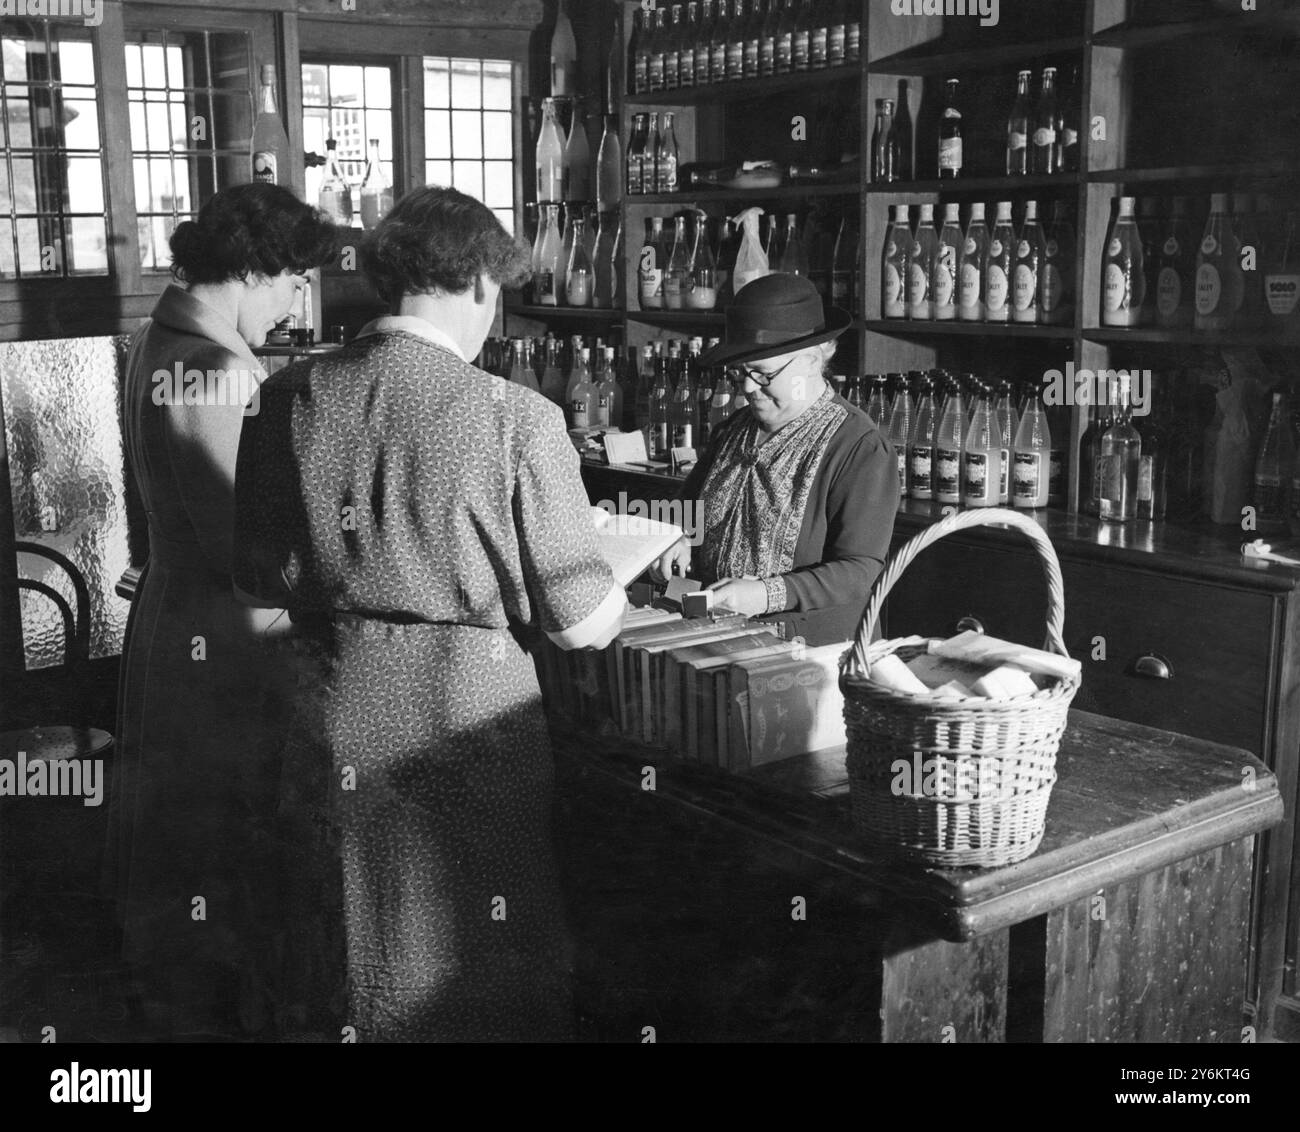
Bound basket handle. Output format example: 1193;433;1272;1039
850;508;1068;674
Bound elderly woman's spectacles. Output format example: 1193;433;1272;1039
724;354;802;388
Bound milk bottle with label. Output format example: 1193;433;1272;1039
984;201;1015;323
958;202;989;322
907;203;939;321
934;203;961;320
881;204;911;319
1100;195;1145;328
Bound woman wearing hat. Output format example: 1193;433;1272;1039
651;273;899;646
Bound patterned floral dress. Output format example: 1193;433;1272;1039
232;317;622;1041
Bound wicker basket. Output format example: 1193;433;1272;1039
839;508;1081;868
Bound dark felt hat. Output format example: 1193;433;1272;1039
698;272;853;367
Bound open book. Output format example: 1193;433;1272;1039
590;506;684;587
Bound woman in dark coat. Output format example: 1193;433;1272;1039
113;183;339;1038
232;186;626;1041
654;273;899;646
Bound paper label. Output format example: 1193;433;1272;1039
1013;264;1037;311
252;151;277;183
1013;451;1044;501
1157;266;1183;315
1196;263;1223;315
939;137;962;171
986;264;1009;311
1104;263;1128;312
959;262;982;310
1265;273;1300;316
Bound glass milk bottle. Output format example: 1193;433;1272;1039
908;374;939;502
1098;373;1141;522
663;215;691;310
984;201;1015;323
535;203;564;306
1013;389;1052;509
881;204;910;319
562;101;591;203
958;202;989;321
359;139;393;229
565;213;595;307
934;382;966;506
887;374;914;503
1012;199;1045;324
907;203;939;321
687;213;719;309
934;203;961;320
963;389;1001;508
1101;195;1145;328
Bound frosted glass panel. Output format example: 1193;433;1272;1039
1;336;132;669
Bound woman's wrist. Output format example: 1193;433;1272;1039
761;575;788;616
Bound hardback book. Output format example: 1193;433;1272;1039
705;641;802;766
590;506;685;587
608;614;691;734
658;629;773;755
606;605;680;720
675;633;785;762
632;615;750;745
726;642;853;772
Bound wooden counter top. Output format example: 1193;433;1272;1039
554;708;1283;944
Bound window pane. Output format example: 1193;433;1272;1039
165;42;187;92
483;61;511;110
129;96;147;150
424;58;449;108
451;110;482;159
364;66;391;109
483;111;512;159
133;158;151;212
451;60;480;109
17;217;54;273
63;94;101;150
366;112;392;161
170;158;194;212
0;168;9;215
330;65;364;106
425;109;450;158
451;161;482;202
8;156;35;212
59;40;96;86
141;44;167;89
426;159;451;186
6;87;33;147
149;213;176;270
124;44;143;88
149;157;174;208
0;225;14;275
301;64;329;106
65;157;103;213
493;207;514;235
4;37;32;82
169;100;189;152
483;161;513;210
67;215;107;274
146;101;170;153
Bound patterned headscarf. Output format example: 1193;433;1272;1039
698;384;846;583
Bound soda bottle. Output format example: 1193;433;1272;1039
1013;199;1045;324
908;374;939;502
985;201;1015;323
1101;195;1145;328
1156;196;1196;329
1006;69;1032;176
963;389;1002;508
1194;192;1238;332
1013;389;1052;509
881;204;911;319
934;382;966;507
933;202;961;320
887;374;914;502
908;203;939;321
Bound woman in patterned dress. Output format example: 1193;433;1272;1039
232;186;626;1041
653;273;899;647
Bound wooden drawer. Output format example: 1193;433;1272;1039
1060;564;1272;758
883;539;1272;757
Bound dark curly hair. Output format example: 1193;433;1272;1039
361;185;530;304
169;182;340;285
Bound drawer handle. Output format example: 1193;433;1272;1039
955;615;985;635
1132;653;1174;680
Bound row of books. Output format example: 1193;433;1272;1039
535;604;851;771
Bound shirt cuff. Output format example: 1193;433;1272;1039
546;583;626;649
761;575;788;616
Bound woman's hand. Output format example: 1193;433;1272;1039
648;537;691;584
705;578;769;618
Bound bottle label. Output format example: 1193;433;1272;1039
536;270;556;302
744;40;759;72
1013;451;1044;502
1100;452;1125;503
1013;264;1037;311
1017;239;1030;258
1062;127;1079;148
883;264;903;314
909;446;934;495
711;44;727;78
665;50;679;86
933;248;956;307
792;31;810;68
635;59;648;92
986;265;1009;312
939;137;962;171
1032;127;1056;147
1046;238;1059;257
963;236;978;255
908;261;929;305
653;423;669;456
673;423;693;449
1107;237;1122;258
1163;236;1179;256
1195;263;1223;315
1256;476;1284;519
1265;274;1300;316
1104;263;1129;313
650;56;665;89
776;34;793;69
958;262;982;310
1157;266;1183;316
989;238;1003;258
759;40;775;73
657;157;678;193
695;45;710;77
963;450;993;504
935;447;961;499
1041;264;1063;312
572;399;590;427
828;26;846;63
1201;234;1217;255
252;151;277;183
895;442;907;490
1007;131;1028;151
726;43;743;78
